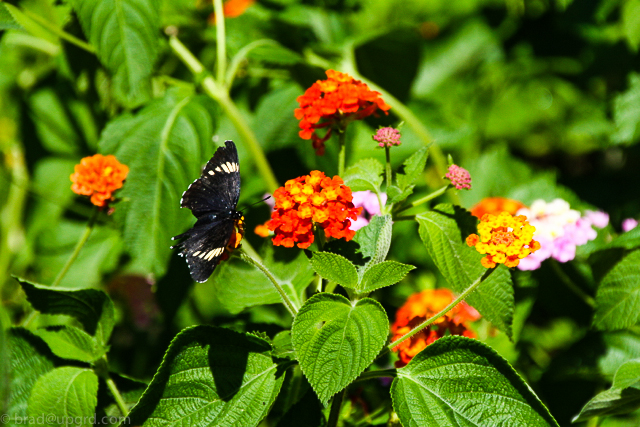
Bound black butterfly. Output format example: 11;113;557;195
171;140;244;283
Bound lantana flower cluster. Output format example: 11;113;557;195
373;127;401;148
445;164;472;190
70;154;129;208
295;70;391;155
267;171;361;249
466;212;541;268
516;199;608;270
391;289;480;367
471;197;526;218
351;190;387;231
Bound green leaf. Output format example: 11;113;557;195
392;336;559;427
390;147;429;203
354;214;393;266
15;277;115;344
99;92;217;277
623;0;640;51
0;2;22;30
28;367;98;427
343;158;384;193
127;326;285;427
611;72;640;146
71;0;160;106
358;260;415;293
272;330;295;360
613;358;640;389
6;328;57;422
417;204;514;338
245;41;303;65
594;250;640;330
291;293;389;404
308;251;359;288
35;325;106;363
205;245;313;315
573;387;640;423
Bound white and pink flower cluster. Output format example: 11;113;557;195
351;190;387;230
516;199;608;271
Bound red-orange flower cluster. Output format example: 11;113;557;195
207;0;255;24
470;197;525;218
391;289;480;368
294;70;391;155
70;154;129;208
267;171;362;249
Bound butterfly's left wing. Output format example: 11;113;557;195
172;216;235;283
180;140;241;216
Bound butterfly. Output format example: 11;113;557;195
171;140;244;283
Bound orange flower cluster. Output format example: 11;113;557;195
207;0;255;23
294;70;391;155
70;154;129;208
466;212;541;268
391;289;480;368
470;197;525;218
267;171;362;249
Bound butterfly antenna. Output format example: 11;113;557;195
243;195;272;210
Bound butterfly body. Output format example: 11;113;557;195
171;140;243;283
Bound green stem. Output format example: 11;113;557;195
338;130;346;177
212;0;227;85
395;184;450;214
550;259;595;308
239;250;298;316
354;368;396;383
22;9;96;53
387;267;495;351
385;146;392;190
22;207;99;327
327;389;346;427
168;36;279;193
106;375;129;416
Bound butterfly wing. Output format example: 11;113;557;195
173;217;235;283
180;140;240;216
172;140;242;282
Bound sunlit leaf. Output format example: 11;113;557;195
358;260;415;293
309;251;359;288
35;325;105;363
343;158;384;193
594;249;640;330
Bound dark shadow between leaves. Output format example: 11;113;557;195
431;204;478;244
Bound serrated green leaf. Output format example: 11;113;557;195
35;325;105;363
358;260;415;293
6;328;57;423
417;204;514;338
127;326;284;427
99;92;217;277
612;73;640;146
394;147;428;202
0;3;22;30
613;358;640;389
291;293;389;404
15;277;115;344
71;0;160;106
2;3;58;43
272;330;295;360
573;386;640;423
28;367;98;427
594;250;640;330
392;336;559;427
354;214;393;266
245;41;303;65
309;251;359;288
343;158;384;192
206;245;313;315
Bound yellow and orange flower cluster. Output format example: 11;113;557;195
70;154;129;208
295;70;391;155
267;171;361;249
391;289;480;368
470;197;525;218
466;212;541;268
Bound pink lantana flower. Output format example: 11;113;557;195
622;218;638;232
373;127;401;148
445;164;471;190
351;190;387;230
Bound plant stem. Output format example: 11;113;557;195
212;0;227;85
387;267;495;351
22;9;96;54
168;36;279;193
550;259;595;308
22;207;99;327
338;130;346;177
106;375;129;416
385;146;392;190
327;389;346;427
395;184;450;214
354;368;397;383
239;250;298;316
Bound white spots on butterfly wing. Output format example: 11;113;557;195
215;166;222;172
208;170;215;176
221;163;230;173
193;251;201;257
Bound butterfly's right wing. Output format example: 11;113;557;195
171;217;235;283
180;140;241;216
